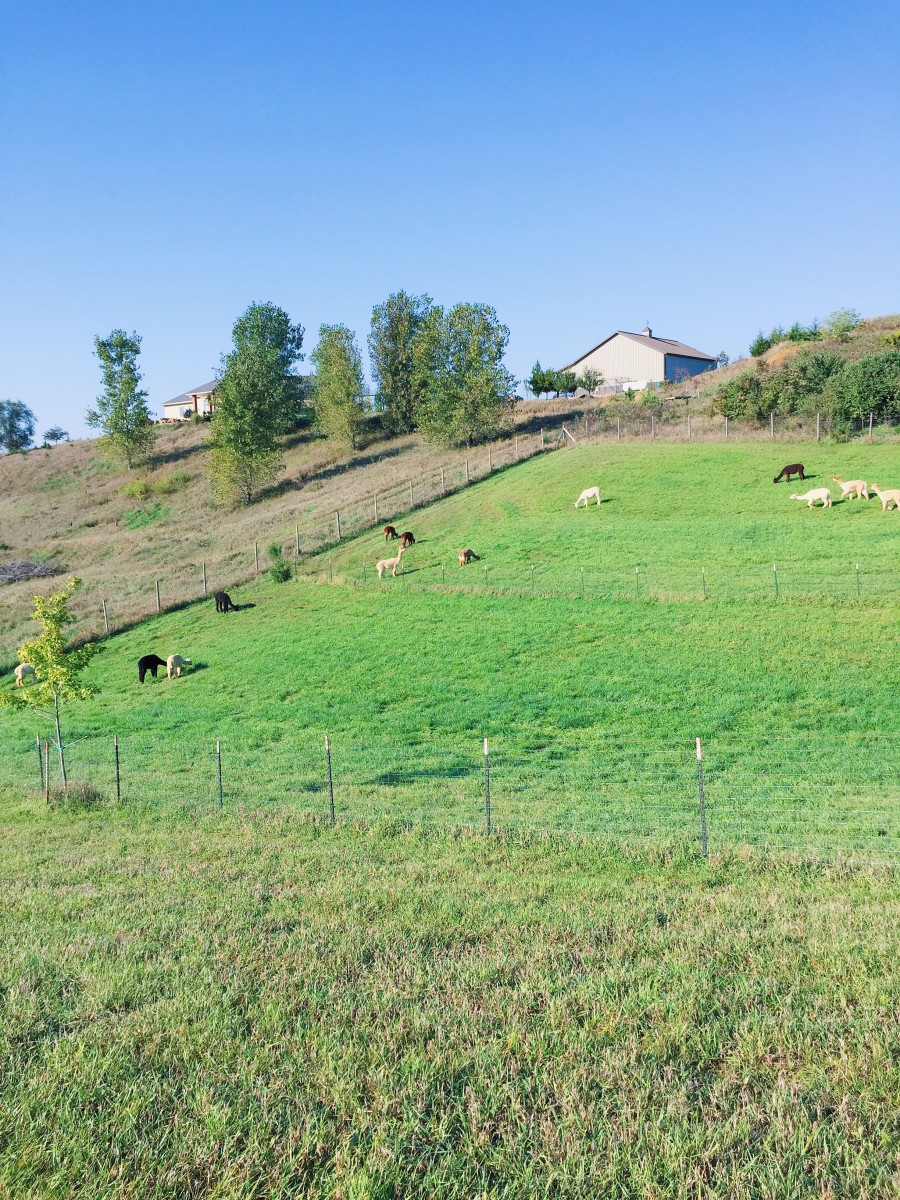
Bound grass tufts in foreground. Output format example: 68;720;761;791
1;791;897;1198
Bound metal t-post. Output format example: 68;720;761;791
483;737;491;834
695;738;708;857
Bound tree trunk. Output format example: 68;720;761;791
54;691;67;790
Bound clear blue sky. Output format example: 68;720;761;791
2;0;898;437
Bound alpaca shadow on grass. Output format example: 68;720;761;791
367;763;475;787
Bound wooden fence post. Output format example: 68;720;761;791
465;459;469;484
335;511;341;540
696;738;708;857
440;467;445;494
373;495;379;523
155;580;161;612
254;542;259;573
295;526;300;557
816;412;821;442
409;480;414;509
102;599;110;636
202;561;207;595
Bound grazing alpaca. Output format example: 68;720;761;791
383;525;399;541
137;654;167;683
14;663;35;687
214;590;237;613
166;654;193;679
400;531;415;548
458;548;481;566
870;484;900;511
774;463;805;484
574;486;602;508
833;476;869;500
790;487;832;508
376;544;405;579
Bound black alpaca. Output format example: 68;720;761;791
138;654;167;683
215;590;237;613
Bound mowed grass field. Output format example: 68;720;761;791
1;797;898;1199
1;442;898;850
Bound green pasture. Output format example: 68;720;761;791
1;443;897;853
309;442;900;600
1;798;897;1199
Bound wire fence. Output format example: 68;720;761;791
7;730;897;863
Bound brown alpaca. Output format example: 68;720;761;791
400;531;415;548
383;525;398;540
458;548;481;566
774;463;805;484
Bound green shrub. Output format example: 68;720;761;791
121;479;151;500
268;542;293;583
123;504;168;530
152;471;189;495
826;350;900;421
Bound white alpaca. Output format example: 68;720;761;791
376;543;405;579
789;488;832;508
574;486;601;508
833;476;869;500
14;663;35;687
870;484;900;511
166;654;192;679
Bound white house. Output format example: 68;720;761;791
562;327;717;391
161;380;218;422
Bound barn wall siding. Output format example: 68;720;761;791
568;336;665;385
664;354;716;382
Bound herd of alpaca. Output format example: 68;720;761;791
782;466;900;511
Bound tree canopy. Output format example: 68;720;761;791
310;324;367;450
0;400;36;451
87;330;155;467
368;291;433;433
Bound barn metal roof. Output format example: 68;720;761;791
562;331;715;371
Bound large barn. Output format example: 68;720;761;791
562;327;717;390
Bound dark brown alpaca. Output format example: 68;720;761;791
214;590;237;612
773;463;805;484
383;525;398;540
400;531;415;548
138;654;167;683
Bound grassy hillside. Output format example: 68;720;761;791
1;796;897;1199
1;444;897;853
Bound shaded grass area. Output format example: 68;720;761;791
1;794;897;1199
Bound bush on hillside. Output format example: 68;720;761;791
825;351;900;421
268;543;292;583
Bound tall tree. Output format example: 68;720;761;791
368;291;433;432
206;302;305;505
414;303;516;446
310;324;367;449
87;330;155;467
0;399;36;451
0;577;101;788
527;361;553;399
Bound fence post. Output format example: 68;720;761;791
617;417;621;441
816;412;821;442
114;734;121;804
856;563;861;598
45;740;50;804
216;739;223;808
325;734;335;826
254;542;259;573
102;599;110;636
440;467;445;494
295;526;301;557
770;411;775;439
695;738;708;858
701;566;706;600
329;561;334;584
465;459;469;484
539;427;544;447
650;414;655;440
514;436;519;460
335;511;342;541
724;417;729;440
36;733;43;791
772;563;779;599
483;737;491;834
488;446;492;471
868;412;874;441
202;561;207;595
687;411;692;440
155;580;161;613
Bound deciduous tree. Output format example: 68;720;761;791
0;577;101;788
368;291;433;432
0;400;36;451
88;330;155;466
310;324;367;450
414;303;516;446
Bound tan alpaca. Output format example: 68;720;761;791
458;548;481;566
166;654;192;679
14;663;35;687
789;488;832;508
832;476;869;500
870;484;900;511
574;486;601;508
376;543;405;578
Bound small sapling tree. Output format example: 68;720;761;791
43;426;69;444
268;542;292;582
88;330;156;466
0;577;101;788
578;368;604;394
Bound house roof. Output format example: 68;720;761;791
163;381;219;407
562;331;715;371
